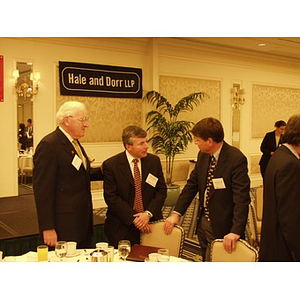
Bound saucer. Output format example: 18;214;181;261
66;251;80;258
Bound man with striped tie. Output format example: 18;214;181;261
164;117;250;261
103;125;167;248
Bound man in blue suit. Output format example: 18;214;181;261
164;117;250;261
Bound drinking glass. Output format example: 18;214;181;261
157;248;170;262
118;240;131;261
55;241;68;261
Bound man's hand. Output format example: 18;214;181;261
133;212;151;232
164;213;180;235
223;233;240;253
43;229;57;247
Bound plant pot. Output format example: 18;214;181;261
164;184;180;206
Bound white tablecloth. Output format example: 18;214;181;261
18;155;33;174
2;249;188;262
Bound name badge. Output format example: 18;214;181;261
146;173;158;187
212;178;226;189
72;154;82;171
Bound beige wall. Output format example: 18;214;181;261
1;37;300;197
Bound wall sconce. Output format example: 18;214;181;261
231;85;245;109
13;69;41;100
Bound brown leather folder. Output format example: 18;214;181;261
127;244;161;262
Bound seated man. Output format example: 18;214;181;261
103;125;167;248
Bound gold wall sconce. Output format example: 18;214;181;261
13;69;41;100
231;84;245;109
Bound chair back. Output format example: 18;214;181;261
255;186;263;221
210;239;259;262
247;203;259;248
140;220;185;257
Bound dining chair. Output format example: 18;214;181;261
210;238;259;262
140;219;185;257
254;186;263;242
247;202;260;249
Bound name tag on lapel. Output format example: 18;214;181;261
146;173;158;187
72;154;82;171
212;178;226;189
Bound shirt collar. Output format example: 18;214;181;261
58;126;74;144
125;150;140;164
212;142;223;161
283;143;300;159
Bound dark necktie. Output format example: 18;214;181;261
204;155;216;221
133;158;144;213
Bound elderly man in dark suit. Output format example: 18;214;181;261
164;117;250;261
260;114;300;261
33;101;103;248
103;125;167;248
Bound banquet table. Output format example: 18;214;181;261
2;249;188;262
18;154;33;173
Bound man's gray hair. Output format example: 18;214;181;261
56;101;86;124
122;125;147;148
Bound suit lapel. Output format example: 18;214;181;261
199;153;210;193
119;151;135;187
55;128;75;158
209;142;228;198
141;156;150;189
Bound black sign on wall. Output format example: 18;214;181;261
59;61;143;98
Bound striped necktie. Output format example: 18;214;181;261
204;155;216;221
72;139;86;169
133;158;144;212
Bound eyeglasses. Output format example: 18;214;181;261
69;116;89;123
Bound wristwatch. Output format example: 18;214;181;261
145;210;152;218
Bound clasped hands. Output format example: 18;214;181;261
133;212;152;233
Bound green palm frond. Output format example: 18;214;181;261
143;90;208;185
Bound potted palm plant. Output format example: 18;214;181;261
144;90;208;205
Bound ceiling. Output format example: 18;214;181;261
176;37;300;61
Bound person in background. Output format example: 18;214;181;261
259;120;286;179
26;118;34;148
33;101;103;248
18;123;27;150
260;114;300;261
103;125;167;248
164;117;250;261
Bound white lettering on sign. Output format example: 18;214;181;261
89;76;104;86
68;73;87;85
105;77;124;87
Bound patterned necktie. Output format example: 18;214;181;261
133;158;144;212
204;155;217;221
72;139;86;169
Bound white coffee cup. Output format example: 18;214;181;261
148;253;159;262
96;242;108;251
67;241;77;256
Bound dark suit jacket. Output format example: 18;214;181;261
33;127;103;246
174;141;250;238
259;130;283;177
260;145;300;261
103;151;167;247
